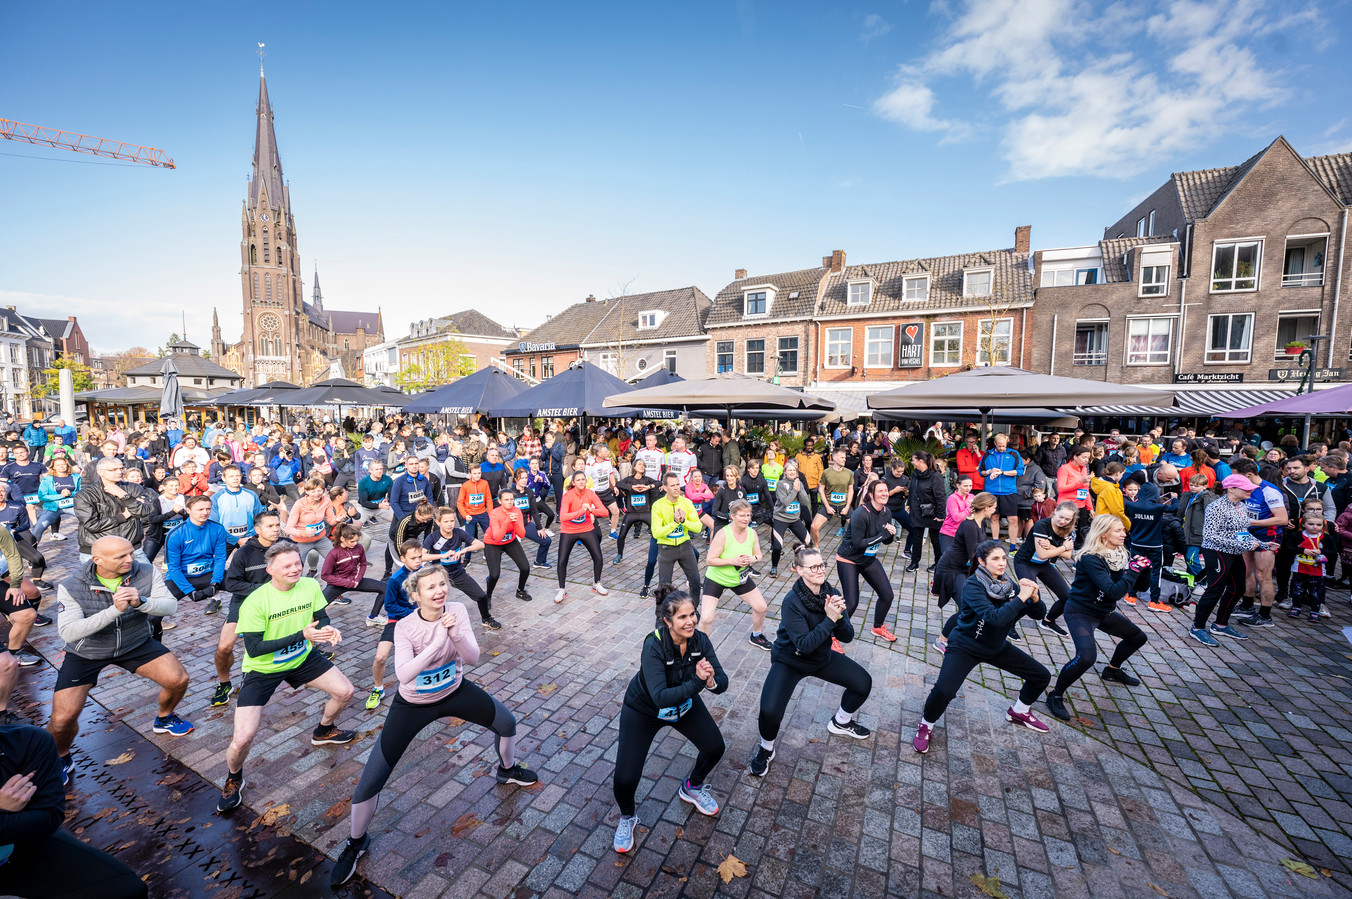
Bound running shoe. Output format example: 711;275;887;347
217;773;244;813
768;567;778;578
211;682;232;707
826;717;871;740
1276;598;1293;610
319;650;335;661
836;528;845;537
904;561;920;572
639;585;649;598
331;595;352;605
747;745;775;777
1006;707;1050;733
613;815;638;853
59;754;74;787
330;833;369;888
1188;627;1220;646
593;583;608;595
932;636;948;654
532;562;552;571
311;724;357;746
871;625;897;643
1007;627;1022;642
482;616;503;631
48;532;67;541
1287;607;1302;619
496;763;539;786
1317;603;1330;618
1100;666;1141;687
13;650;40;668
32;579;53;590
1044;693;1071;721
678;779;720;816
1309;609;1321;622
365;687;384;710
554;589;567;604
1146;601;1173;613
1038;618;1068;637
152;713;194;736
160;621;177;631
612;554;623;564
609;530;619;540
32;613;51;628
515;589;533;601
1123;595;1137;605
912;722;933;754
830;636;844;654
1231;612;1271;628
1210;623;1250;639
748;633;773;651
366;615;387;627
203;598;220;615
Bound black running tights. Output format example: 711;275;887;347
1051;608;1147;696
558;529;603;587
922;642;1049;723
836;557;894;628
757;655;871;742
613;699;724;816
771;518;809;567
484;539;530;597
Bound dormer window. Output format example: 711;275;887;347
638;310;663;330
963;268;993;298
742;286;775;317
903;275;929;301
746;291;767;315
847;280;872;306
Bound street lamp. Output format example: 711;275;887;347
1297;335;1330;394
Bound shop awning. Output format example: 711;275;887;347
1073;387;1298;417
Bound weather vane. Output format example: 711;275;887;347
257;42;266;72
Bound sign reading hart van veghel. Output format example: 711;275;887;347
898;322;923;368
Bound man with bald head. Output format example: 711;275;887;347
47;536;191;787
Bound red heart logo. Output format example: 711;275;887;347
904;325;919;340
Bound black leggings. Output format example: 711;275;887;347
350;680;516;837
2;827;148;899
921;641;1050;723
1193;548;1246;630
1014;561;1071;621
613;699;724;817
1051;607;1147;696
484;539;530;597
558;529;603;587
615;512;650;556
836;557;894;628
323;577;386;604
907;526;943;565
771;518;809;567
757;655;872;742
14;529;46;579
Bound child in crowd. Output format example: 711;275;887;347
1029;487;1055;524
177;460;210;497
1288;511;1330;621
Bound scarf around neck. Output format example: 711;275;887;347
972;566;1016;602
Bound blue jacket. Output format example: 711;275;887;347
1123;482;1171;549
383;566;416;621
210;487;265;546
166;428;184;448
54;425;77;447
390;472;430;521
269;456;301;487
165;519;228;593
21;424;47;448
38;473;81;512
979;449;1023;496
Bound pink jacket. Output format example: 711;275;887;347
940;492;973;537
286;495;337;544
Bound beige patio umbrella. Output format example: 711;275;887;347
604;373;836;423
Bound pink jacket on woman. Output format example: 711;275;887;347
940;491;973;537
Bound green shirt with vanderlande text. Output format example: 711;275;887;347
237;579;327;674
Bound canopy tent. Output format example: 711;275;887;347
606;372;834;415
158;358;184;422
209;380;302;407
490;361;643;418
1216;382;1352;444
402;367;530;415
631;367;685;387
278;378;405;408
872;407;1080;428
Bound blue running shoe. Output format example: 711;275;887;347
1189;627;1219;646
153;713;194;736
1209;623;1249;640
679;779;720;816
60;754;75;787
613;815;638;853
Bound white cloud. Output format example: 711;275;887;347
872;0;1309;180
861;13;893;41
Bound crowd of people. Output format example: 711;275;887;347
0;410;1346;894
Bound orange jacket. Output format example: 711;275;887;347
559;488;605;533
955;447;985;490
177;472;210;497
484;504;526;545
457;479;493;518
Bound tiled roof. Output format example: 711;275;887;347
439;309;516;340
816;249;1033;316
1098;236;1175;283
509;298;613;348
1307;152;1352;206
124;353;244;380
34;318;74;340
1171;146;1264;221
328;310;382;334
705;266;826;326
582;287;711;344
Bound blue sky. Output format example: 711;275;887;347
3;0;1349;354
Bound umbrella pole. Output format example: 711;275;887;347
1303;413;1311;447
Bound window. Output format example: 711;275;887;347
262;228;270;264
193;378;203;386
932;322;962;366
745;339;765;374
745;291;767;316
1148;210;1156;236
541;356;554;378
903;275;929;301
976;318;1013;366
598;352;618;374
252;273;259;300
512;357;524;377
1136;217;1146;238
777;336;799;374
529;357;537;379
636;357;648;371
1075;268;1098;285
343;339;349;350
1211;240;1262;291
1073;322;1108;365
847;281;871;306
1283;236;1327;287
1140;264;1169;297
963;269;993;298
387;348;397;365
716;340;734;373
664;350;677;374
825;328;851;368
1126;317;1174;365
265;274;272;303
1275;313;1320;361
1041;267;1075;288
638;311;660;330
1207;313;1253;363
864;326;893;368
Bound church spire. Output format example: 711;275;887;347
250;66;285;210
312;265;323;311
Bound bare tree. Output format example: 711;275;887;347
605;276;638;377
971;278;1016;368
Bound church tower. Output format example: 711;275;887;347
239;62;306;387
210;307;224;359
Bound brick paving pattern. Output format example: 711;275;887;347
6;521;1352;898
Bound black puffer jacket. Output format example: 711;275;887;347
73;478;158;554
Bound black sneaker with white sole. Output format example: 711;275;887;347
217;773;244;813
1038;618;1069;637
330;833;369;888
311;724;357;746
747;746;775;777
826;718;871;740
496;763;539;786
748;633;773;651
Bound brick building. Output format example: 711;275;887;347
33;316;90;366
703;260;834;388
1030;136;1352;415
395;309;518;388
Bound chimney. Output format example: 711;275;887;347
734;268;747;280
827;249;846;273
1014;225;1031;255
585;294;596;303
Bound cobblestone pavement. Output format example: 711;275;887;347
7;520;1352;898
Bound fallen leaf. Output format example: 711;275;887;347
413;828;430;838
260;804;291;827
157;772;185;786
104;751;135;766
1321;869;1332;877
1280;858;1317;878
299;870;312;885
674;826;684;840
1108;847;1121;855
1073;716;1096;728
1148;884;1170;897
809;738;819;744
970;873;1010;899
537;682;558;696
717;854;748;884
492;651;501;656
450;812;482;837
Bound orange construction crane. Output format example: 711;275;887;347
1;118;174;168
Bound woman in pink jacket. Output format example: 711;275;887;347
939;475;974;553
287;476;339;574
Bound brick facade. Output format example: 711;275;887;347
812;309;1033;384
705;320;814;387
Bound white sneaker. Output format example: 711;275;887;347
365;615;387;627
1317;603;1330;618
554;589;567;604
48;532;67;542
1276;599;1293;610
593;583;609;596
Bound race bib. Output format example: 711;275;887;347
786;502;800;515
22;494;38;504
407;491;425;503
765;478;779;491
186;561;209;575
656;697;693;721
631;494;646;507
1075;488;1089;501
415;660;459;694
670;525;685;540
569;514;588;525
514;496;530;510
227;524;247;537
1297;553;1316;566
56;497;74;509
829;491;846;504
746;492;759;503
738;567;752;585
469;493;484;505
863;541;880;557
273;638;309;665
305;522;324;535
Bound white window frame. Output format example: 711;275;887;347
1139;263;1170;297
664;349;677;373
1073;320;1109;366
963;268;994;298
975;317;1014;367
1274;311;1321;361
637;310;662;330
1210;238;1263;293
902;275;930;301
824;327;852;369
931;321;963;367
598;351;618;374
1148;210;1156;236
1041;266;1075;288
1205;312;1254;364
776;336;799;374
636;356;648;372
1124;315;1176;366
1136;217;1146;238
745;338;766;374
864;325;894;368
847;280;873;306
742;286;775;318
1282;234;1329;288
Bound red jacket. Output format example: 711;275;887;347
559;488;605;534
177;472;210;497
955;447;984;490
320;543;368;589
484;504;526;545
